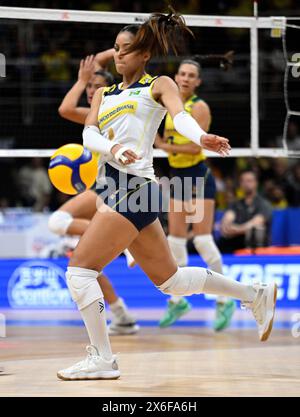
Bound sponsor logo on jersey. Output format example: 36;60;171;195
98;101;137;129
129;89;141;96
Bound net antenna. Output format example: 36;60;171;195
0;6;294;158
281;20;300;157
251;0;259;156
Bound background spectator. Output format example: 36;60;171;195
219;170;273;253
284;162;300;206
17;158;52;211
41;41;71;98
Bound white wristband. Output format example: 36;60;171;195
173;111;206;147
82;125;116;155
113;146;131;164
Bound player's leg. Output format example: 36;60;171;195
192;199;222;272
49;189;135;262
57;205;139;380
159;201;192;328
49;190;138;334
192;198;236;331
128;219;277;342
49;189;98;235
99;273;139;336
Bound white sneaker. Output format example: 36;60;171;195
57;345;120;380
108;315;140;336
109;298;140;335
123;249;136;268
242;282;277;342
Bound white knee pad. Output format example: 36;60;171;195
66;267;103;310
167;235;188;267
157;267;208;296
193;234;223;273
48;210;73;236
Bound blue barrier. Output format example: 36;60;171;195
0;255;299;309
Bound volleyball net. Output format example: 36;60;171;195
0;6;300;158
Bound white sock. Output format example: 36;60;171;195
123;249;135;267
167;235;188;267
158;267;256;303
110;297;127;317
66;266;113;361
170;296;183;304
216;295;228;304
81;298;113;361
167;236;188;305
193;234;223;273
203;269;255;302
193;234;228;303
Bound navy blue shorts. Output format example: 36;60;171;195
170;161;216;201
96;163;160;232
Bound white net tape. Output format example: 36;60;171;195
0;6;298;158
0;7;284;28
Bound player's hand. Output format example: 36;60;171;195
78;55;95;83
200;134;231;156
111;144;142;165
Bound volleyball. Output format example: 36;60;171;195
48;143;97;195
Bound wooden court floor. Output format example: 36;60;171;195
0;326;300;397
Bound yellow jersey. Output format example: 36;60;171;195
41;50;71;81
164;94;209;168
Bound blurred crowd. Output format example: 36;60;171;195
1;0;299;148
0;0;300;239
0;156;299;213
211;150;300;210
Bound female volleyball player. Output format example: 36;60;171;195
155;59;236;331
50;54;139;336
56;54;136;266
57;10;277;380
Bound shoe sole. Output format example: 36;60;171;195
260;283;277;342
57;371;121;381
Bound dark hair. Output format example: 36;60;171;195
193;50;235;72
120;6;194;57
178;59;202;77
94;69;114;86
120;24;140;36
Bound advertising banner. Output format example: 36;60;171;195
0;255;299;309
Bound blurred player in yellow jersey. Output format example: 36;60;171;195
155;59;236;331
49;52;139;335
